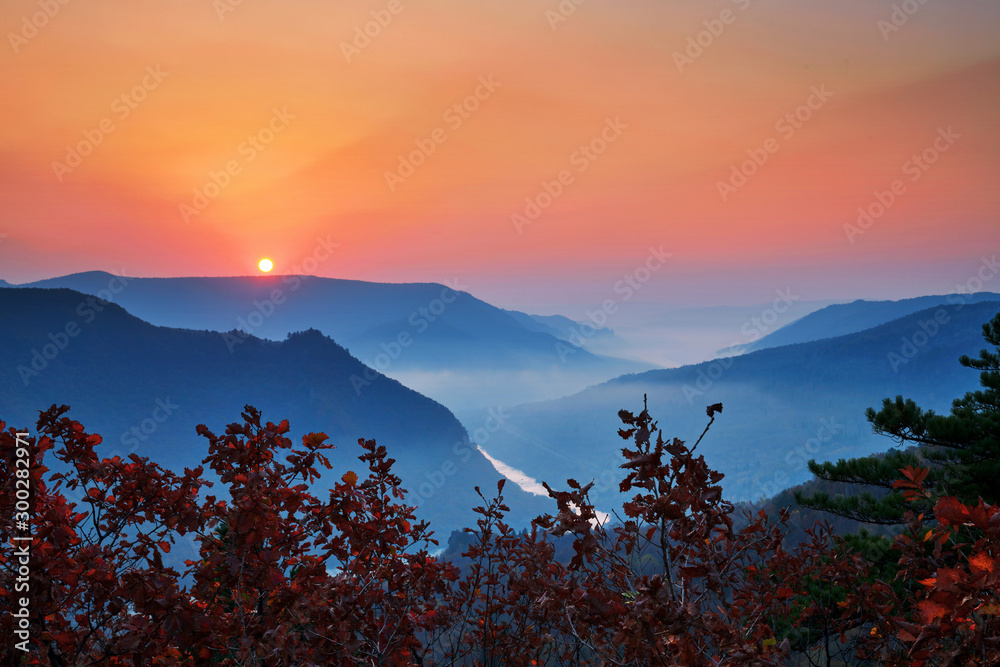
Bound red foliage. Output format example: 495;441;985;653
1;405;206;664
856;481;1000;665
2;404;997;665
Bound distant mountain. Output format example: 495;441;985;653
718;293;1000;356
11;273;650;410
476;300;1000;511
0;287;550;536
501;309;637;360
596;297;839;368
502;310;617;342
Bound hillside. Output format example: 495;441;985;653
0;287;549;534
11;272;650;410
475;299;1000;510
719;292;1000;356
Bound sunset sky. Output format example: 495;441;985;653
1;0;998;310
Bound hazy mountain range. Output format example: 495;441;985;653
0;287;550;537
4;274;998;533
591;296;841;368
9;272;650;410
718;292;1000;356
470;297;1000;511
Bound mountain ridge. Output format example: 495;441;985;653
9;272;651;410
0;286;549;534
717;291;1000;356
475;299;1000;508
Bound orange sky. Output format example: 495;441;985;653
1;0;998;308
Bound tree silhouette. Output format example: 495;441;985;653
796;310;1000;525
1;390;996;664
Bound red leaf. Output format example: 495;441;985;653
918;599;947;624
969;551;996;576
909;466;929;485
934;496;970;526
935;567;965;591
304;432;329;448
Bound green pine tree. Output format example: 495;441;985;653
796;310;1000;525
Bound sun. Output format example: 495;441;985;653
258;258;273;273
